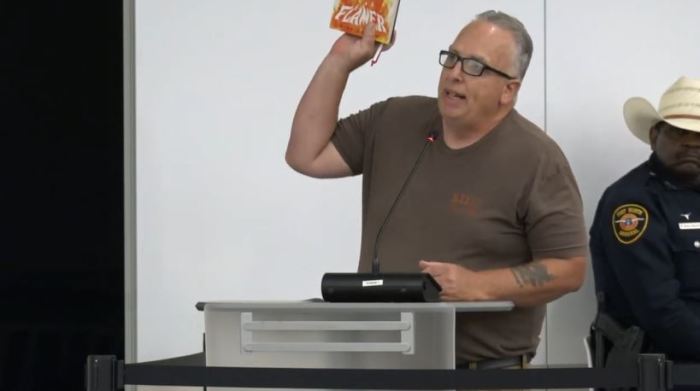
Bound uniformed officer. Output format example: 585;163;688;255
590;76;700;362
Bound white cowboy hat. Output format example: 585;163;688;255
623;76;700;144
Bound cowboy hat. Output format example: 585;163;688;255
623;76;700;144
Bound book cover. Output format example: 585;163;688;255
329;0;400;45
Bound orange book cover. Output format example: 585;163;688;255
329;0;400;44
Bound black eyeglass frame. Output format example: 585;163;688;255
438;50;517;80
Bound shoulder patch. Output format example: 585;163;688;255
612;204;649;244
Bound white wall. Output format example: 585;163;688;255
131;0;700;366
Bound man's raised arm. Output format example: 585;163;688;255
286;25;379;178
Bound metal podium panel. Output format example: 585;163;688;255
202;301;512;391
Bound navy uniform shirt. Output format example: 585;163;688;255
590;153;700;361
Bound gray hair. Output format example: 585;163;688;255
475;10;533;79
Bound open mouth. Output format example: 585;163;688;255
444;88;466;100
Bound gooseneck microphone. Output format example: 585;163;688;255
371;130;439;274
321;131;442;302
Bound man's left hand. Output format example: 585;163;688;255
419;260;490;301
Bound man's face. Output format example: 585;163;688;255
437;21;520;127
650;122;700;184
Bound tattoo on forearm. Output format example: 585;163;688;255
511;264;553;288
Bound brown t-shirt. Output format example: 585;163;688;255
331;95;588;361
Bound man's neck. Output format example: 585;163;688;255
442;109;512;150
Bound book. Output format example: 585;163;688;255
329;0;400;45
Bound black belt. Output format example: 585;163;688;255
458;354;529;370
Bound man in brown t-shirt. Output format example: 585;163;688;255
286;10;588;367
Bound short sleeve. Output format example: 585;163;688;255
524;151;589;260
331;99;389;175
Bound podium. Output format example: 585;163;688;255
200;301;513;390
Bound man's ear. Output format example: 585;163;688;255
649;125;659;151
500;80;521;105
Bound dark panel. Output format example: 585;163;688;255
2;1;124;390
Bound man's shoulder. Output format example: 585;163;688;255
603;161;653;200
371;96;439;133
383;95;437;110
342;95;436;126
590;160;656;246
593;160;657;228
503;111;560;151
494;111;571;169
508;110;544;133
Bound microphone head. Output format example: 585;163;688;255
426;130;440;143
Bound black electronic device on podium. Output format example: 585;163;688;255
321;131;442;303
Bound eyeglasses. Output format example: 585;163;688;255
439;50;517;80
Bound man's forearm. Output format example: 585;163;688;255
484;257;586;307
419;256;586;306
